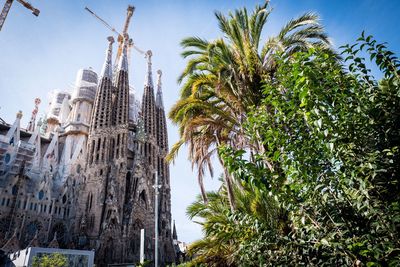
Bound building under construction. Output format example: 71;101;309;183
0;5;176;266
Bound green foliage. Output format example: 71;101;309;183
136;259;152;266
32;253;68;267
168;1;332;207
186;34;400;266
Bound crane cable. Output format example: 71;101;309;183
85;6;145;56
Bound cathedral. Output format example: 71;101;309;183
0;35;175;265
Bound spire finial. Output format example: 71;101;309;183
144;50;153;87
100;36;114;79
16;110;23;119
107;36;115;45
146;50;153;63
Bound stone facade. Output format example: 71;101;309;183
0;37;175;266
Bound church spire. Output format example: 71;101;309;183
144;50;153;88
101;36;114;78
113;36;130;126
155;70;164;109
90;37;114;132
142;50;156;137
155;69;168;153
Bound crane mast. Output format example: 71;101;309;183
123;6;134;34
0;0;40;31
116;5;135;63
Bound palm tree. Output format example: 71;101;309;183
186;180;285;266
168;2;332;209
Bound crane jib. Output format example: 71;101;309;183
84;5;146;63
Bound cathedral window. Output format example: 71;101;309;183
88;193;93;211
12;185;18;195
4;153;11;164
76;164;81;174
1;198;5;206
90;140;95;164
139;190;147;209
6;199;10;206
38;190;44;200
124;172;131;204
34;203;37;211
62;194;67;204
23;200;27;209
110;139;115;159
77;113;81;122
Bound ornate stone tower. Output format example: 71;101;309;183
141;50;157;172
155;70;175;263
77;36;116;246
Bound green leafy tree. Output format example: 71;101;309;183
32;253;67;267
185;34;400;266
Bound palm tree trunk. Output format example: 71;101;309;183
198;175;208;204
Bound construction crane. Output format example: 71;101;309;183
85;5;145;69
0;0;40;31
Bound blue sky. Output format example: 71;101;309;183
0;0;399;243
